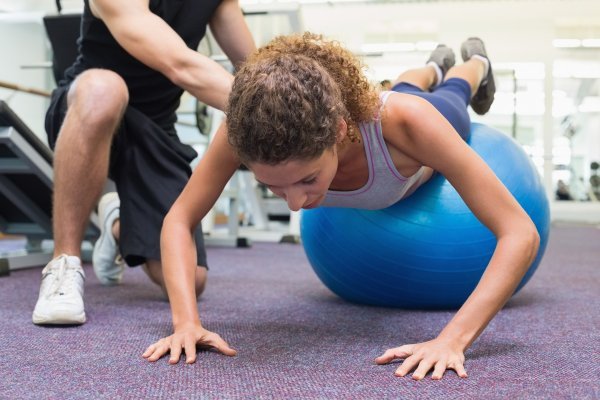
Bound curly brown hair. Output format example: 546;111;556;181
226;32;380;165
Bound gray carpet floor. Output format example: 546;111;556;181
0;225;598;399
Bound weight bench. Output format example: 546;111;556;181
0;100;99;275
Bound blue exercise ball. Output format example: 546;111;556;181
300;123;550;309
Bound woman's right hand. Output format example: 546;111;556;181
142;322;237;364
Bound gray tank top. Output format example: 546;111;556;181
320;91;430;210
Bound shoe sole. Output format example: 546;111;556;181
461;38;495;115
93;193;122;285
471;63;495;115
32;311;86;325
97;192;120;225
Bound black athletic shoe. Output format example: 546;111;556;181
461;37;495;115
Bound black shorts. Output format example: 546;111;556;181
45;84;207;267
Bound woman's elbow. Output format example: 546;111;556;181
162;206;198;241
523;220;540;263
161;209;184;240
160;212;174;243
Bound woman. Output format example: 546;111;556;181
143;33;539;381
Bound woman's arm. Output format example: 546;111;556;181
377;94;540;379
143;122;242;364
164;123;240;323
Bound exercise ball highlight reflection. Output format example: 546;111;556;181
300;123;550;309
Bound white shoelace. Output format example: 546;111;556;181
43;255;81;298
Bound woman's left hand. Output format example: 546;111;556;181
375;338;468;380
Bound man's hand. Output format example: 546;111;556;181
375;338;468;380
142;323;237;364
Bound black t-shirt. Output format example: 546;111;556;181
62;0;222;130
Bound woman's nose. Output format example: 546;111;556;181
286;188;307;212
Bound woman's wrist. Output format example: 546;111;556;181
173;317;201;330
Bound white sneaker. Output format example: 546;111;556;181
32;254;86;325
93;192;125;285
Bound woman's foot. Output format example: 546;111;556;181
461;37;495;115
426;44;455;87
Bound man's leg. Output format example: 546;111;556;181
391;44;455;91
142;259;207;300
109;218;207;299
33;69;129;325
52;70;128;257
93;192;125;285
103;99;206;301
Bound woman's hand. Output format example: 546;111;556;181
375;338;468;380
142;323;237;364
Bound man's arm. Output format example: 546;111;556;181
209;0;256;69
89;0;241;110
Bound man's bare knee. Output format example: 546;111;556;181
66;69;129;132
143;260;207;299
195;267;208;298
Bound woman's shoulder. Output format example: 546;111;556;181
378;93;412;154
380;92;420;130
380;91;442;150
382;91;440;128
383;91;434;114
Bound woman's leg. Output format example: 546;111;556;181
391;66;437;91
446;37;495;115
444;60;486;97
390;47;470;140
391;40;494;139
425;79;472;140
391;45;456;91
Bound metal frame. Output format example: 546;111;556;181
0;103;99;273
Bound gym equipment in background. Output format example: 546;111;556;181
0;100;99;273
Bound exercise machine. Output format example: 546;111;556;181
0;100;100;275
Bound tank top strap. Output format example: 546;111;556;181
379;90;395;106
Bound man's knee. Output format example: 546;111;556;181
66;69;129;129
143;260;207;299
195;266;207;298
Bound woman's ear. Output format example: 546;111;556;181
337;118;348;143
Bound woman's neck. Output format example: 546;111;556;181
330;127;369;191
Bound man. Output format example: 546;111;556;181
32;0;255;324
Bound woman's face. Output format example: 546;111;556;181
249;147;339;212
